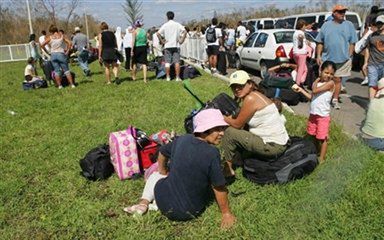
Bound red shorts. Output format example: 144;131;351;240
306;114;330;140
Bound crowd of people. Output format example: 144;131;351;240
21;4;383;229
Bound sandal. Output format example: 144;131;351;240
123;203;148;215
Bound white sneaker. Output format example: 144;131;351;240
166;77;171;81
331;98;341;110
175;77;182;82
58;85;63;89
361;77;368;85
71;84;76;88
340;86;347;94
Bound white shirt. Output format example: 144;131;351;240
293;30;307;55
227;28;235;40
236;25;247;42
123;31;133;48
158;20;185;49
310;82;333;117
39;35;50;52
205;25;222;46
248;104;289;145
24;64;35;76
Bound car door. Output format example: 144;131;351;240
249;32;269;70
239;32;258;67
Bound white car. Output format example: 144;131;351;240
235;29;316;73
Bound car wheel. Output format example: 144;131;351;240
235;56;242;70
260;61;267;79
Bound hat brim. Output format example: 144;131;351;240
193;121;228;133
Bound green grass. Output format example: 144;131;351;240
1;61;383;239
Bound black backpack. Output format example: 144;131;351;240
79;144;115;181
206;27;217;43
243;137;318;185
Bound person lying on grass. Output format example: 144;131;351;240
292;60;336;163
124;109;236;229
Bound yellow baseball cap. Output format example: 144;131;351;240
229;70;250;86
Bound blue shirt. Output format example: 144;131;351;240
316;20;357;63
154;134;226;221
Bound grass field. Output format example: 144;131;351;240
0;61;383;239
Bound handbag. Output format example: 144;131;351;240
115;50;124;62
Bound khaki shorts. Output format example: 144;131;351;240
334;59;352;77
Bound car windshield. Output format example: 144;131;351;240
346;14;359;30
274;31;294;43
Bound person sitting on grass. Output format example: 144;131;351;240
123;109;236;229
360;77;384;151
292;61;336;163
24;57;44;83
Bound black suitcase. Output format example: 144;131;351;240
211;93;239;117
61;72;76;87
262;86;301;106
305;59;319;90
227;51;237;68
217;51;227;75
42;60;54;81
243;137;318;185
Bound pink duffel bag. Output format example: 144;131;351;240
109;126;141;180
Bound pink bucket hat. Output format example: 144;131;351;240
193;109;228;133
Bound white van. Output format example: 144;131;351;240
275;11;362;33
244;18;276;30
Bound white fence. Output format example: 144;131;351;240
0;36;207;63
180;35;207;63
0;44;31;62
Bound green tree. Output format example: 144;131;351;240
122;0;143;26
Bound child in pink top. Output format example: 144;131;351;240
292;61;336;163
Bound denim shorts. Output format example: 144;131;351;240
362;137;384;151
368;64;384;87
51;52;70;75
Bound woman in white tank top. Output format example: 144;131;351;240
221;70;289;177
41;25;75;89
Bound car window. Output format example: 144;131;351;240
304;32;315;42
275;19;287;28
244;33;258;47
346;14;359;30
264;20;274;29
318;15;325;27
254;33;268;47
274;31;293;43
297;16;316;25
285;18;296;28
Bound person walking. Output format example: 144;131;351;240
72;26;91;76
123;26;133;71
131;19;148;83
98;22;119;84
157;11;187;81
205;17;222;74
315;4;357;109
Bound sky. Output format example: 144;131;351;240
82;0;305;29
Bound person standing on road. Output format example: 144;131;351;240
293;19;312;86
157;11;187;82
205;17;222;74
315;4;357;110
362;15;384;99
72;27;91;76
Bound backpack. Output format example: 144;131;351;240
243;137;318;185
206;27;217;43
79;144;115;181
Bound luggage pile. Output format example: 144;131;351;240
80;127;173;181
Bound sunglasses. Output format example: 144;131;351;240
335;10;346;14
